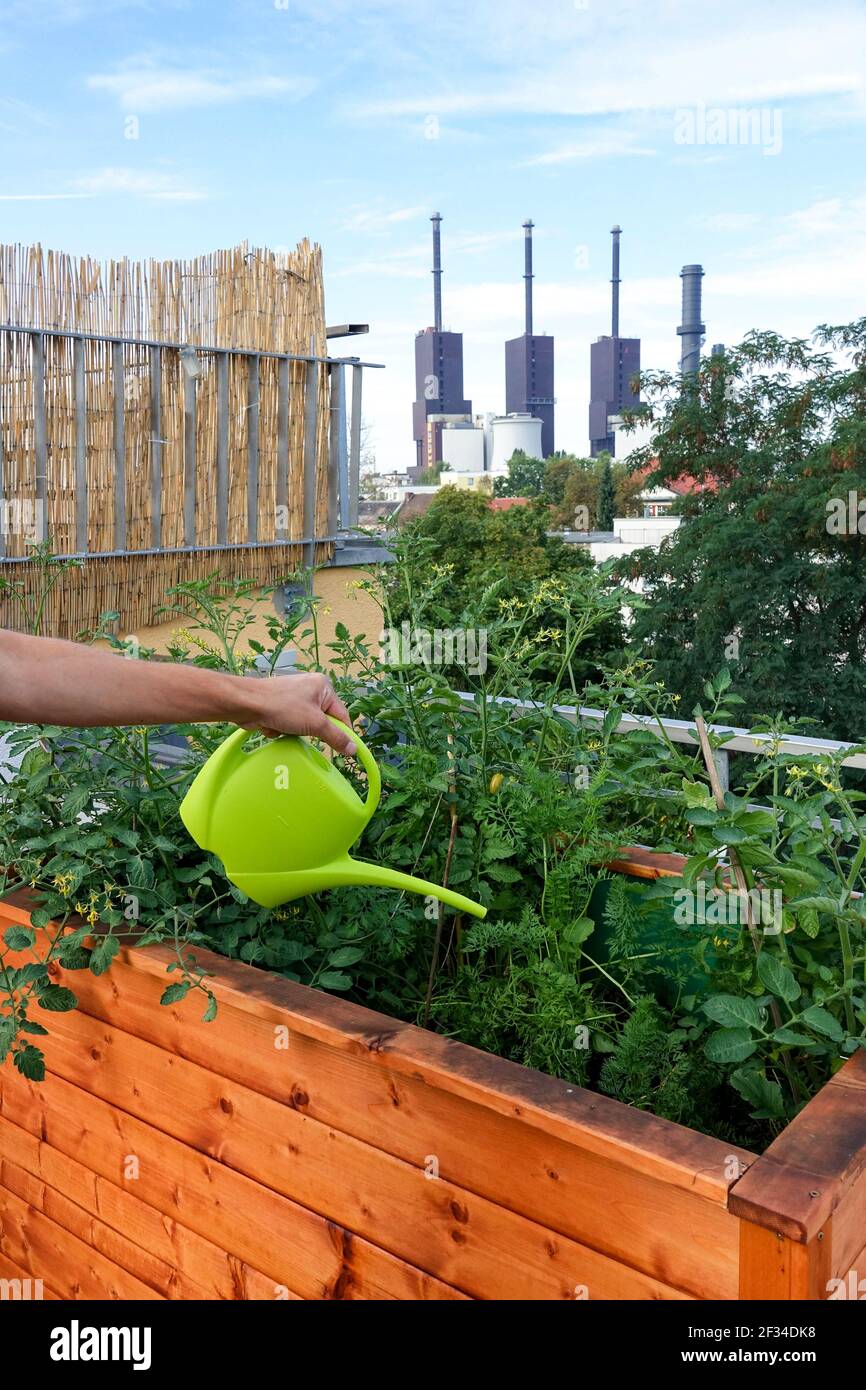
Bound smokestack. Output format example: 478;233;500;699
678;264;705;375
611;225;621;338
431;212;443;333
523;219;534;337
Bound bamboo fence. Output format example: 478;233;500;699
0;241;334;637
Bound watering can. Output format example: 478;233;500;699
179;718;487;919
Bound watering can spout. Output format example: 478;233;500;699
338;859;488;920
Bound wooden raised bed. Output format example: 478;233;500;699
1;851;865;1301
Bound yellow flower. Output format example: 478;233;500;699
52;873;73;897
86;908;99;926
489;773;504;794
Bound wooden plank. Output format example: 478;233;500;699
730;1050;866;1245
0;895;749;1208
0;1183;162;1301
1;1154;208;1301
0;1066;466;1302
63;951;742;1299
0;1249;59;1300
61;923;747;1206
738;1220;831;1300
0;1116;291;1300
216;352;229;547
29;1004;693;1301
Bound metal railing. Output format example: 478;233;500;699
0;323;382;566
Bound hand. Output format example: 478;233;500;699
239;672;357;756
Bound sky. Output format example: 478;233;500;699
1;0;865;472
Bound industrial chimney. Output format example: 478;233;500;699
505;219;554;456
523;219;534;337
611;225;621;338
411;213;472;473
588;224;641;457
678;264;705;375
431;212;443;333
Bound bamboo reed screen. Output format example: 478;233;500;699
0;241;334;638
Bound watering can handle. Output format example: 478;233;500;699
327;716;382;817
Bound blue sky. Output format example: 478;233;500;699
1;0;865;470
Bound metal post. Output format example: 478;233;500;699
73;336;88;554
349;363;362;529
112;341;126;550
328;362;344;539
247;353;259;542
276;356;289;541
149;346;162;549
182;354;196;547
216;351;228;547
31;332;49;544
302;357;318;574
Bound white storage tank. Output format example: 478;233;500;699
489;413;543;474
441;423;485;474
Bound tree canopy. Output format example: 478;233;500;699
620;320;866;739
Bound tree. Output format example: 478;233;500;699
620;321;866;739
493;450;546;498
596;455;615;531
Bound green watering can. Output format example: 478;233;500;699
180;718;487;919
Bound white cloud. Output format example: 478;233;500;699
345;5;866;124
343;204;427;232
71;167;207;201
528;132;656;166
87;65;314;113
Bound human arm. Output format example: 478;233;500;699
0;630;356;755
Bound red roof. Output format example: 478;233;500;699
633;461;716;495
488;496;531;511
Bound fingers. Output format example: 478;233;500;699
312;709;357;757
320;683;353;730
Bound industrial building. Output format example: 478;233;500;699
504;221;555;457
411;213;472;472
588;226;641;457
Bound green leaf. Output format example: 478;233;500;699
704;1028;758;1063
13;1044;46;1082
796;908;820;939
757;953;801;1003
160;982;190;1006
36;985;78;1013
327;946;365;968
3;925;35;951
801;1005;844;1041
17;1019;49;1036
318;970;351;991
702;994;764;1030
681;778;714;810
773;1027;814;1046
685;807;718;826
89;936;120;977
729;1066;786;1119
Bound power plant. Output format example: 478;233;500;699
409;214;713;469
588;226;641;457
504;220;555;457
411;213;472;473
